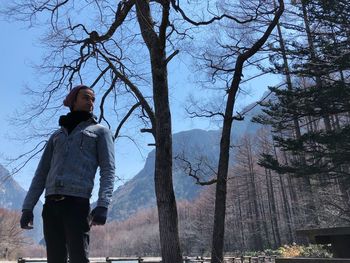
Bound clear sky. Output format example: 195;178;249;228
0;15;278;196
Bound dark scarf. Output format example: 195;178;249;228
59;111;93;134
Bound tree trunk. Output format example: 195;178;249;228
259;191;271;248
210;2;284;261
275;1;302;140
274;146;295;242
266;168;281;247
300;1;332;132
211;106;234;263
135;2;182;262
246;138;264;250
153;60;182;263
237;188;246;250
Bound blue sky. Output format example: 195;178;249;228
0;15;279;197
0;19;200;190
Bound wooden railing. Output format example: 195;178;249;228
16;256;350;263
17;256;277;263
275;258;350;263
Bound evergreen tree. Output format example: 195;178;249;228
254;0;350;222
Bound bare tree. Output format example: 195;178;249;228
2;0;184;261
182;1;285;261
0;208;27;259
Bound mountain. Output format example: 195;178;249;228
0;165;27;209
0;164;43;243
108;100;264;221
108;129;221;221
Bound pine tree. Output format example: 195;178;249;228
254;0;350;223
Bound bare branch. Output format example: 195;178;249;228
114;102;142;139
170;0;263;26
91;66;110;89
96;49;156;132
98;76;118;126
186;109;225;119
238;0;285;63
159;1;170;47
185;98;225;120
140;128;153;134
2;140;47;182
165;50;179;65
69;0;136;46
175;154;217;186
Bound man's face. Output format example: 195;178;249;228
73;89;95;112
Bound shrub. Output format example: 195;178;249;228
241;243;332;258
277;243;332;258
300;244;332;258
278;244;303;257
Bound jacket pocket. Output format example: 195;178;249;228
80;130;98;151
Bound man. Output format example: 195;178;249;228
20;85;115;263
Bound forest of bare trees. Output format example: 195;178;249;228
87;123;349;255
0;208;45;260
0;208;24;259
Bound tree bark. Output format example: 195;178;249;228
211;0;284;263
275;15;302;139
210;2;284;261
246;138;264;250
300;1;332;132
135;1;182;262
266;169;281;247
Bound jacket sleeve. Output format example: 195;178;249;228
22;135;54;211
96;128;115;208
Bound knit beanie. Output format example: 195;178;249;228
63;85;92;110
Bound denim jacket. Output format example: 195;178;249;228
22;118;115;211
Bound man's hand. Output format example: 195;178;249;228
90;206;108;226
20;210;34;229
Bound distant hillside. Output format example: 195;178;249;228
0;165;27;209
0;164;43;243
108;99;264;222
108;129;221;221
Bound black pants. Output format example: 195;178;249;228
42;196;91;263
